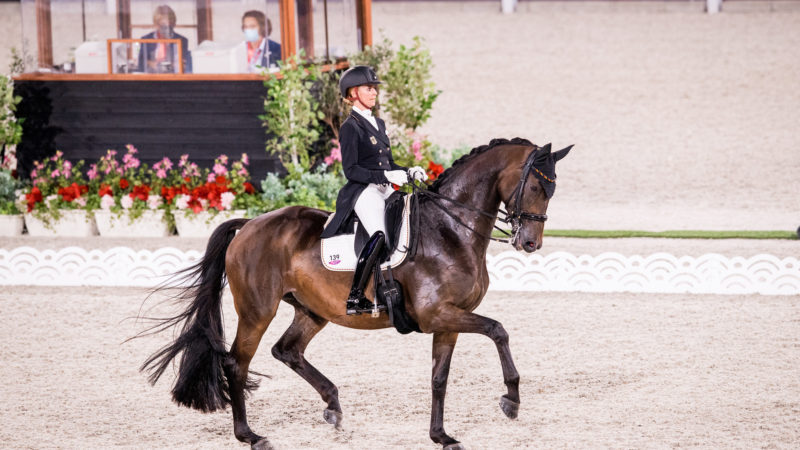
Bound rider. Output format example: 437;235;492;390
320;65;427;315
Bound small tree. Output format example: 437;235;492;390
382;36;440;131
0;74;23;171
261;52;324;172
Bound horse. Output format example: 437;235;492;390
141;137;571;449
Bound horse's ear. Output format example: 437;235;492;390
541;143;552;153
553;145;573;162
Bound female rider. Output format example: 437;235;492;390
320;65;427;315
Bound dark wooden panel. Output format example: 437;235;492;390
15;79;281;183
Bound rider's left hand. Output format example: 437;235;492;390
408;166;429;182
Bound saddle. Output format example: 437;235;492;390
321;191;421;334
321;191;412;272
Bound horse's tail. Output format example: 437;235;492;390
139;217;250;412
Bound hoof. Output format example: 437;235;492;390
443;443;466;450
499;395;520;419
323;408;343;430
251;437;274;450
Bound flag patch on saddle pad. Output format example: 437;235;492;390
321;195;412;272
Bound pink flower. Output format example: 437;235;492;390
64;170;71;179
237;168;248;176
51;169;60;178
213;163;226;175
241;153;249;166
325;144;342;165
207;172;216;183
125;144;138;154
178;154;188;167
122;153;140;169
412;140;423;161
63;160;72;171
120;195;133;209
100;195;115;210
218;154;228;165
88;164;97;180
220;192;235;210
31;169;38;178
156;169;167;179
74;196;86;207
160;157;172;170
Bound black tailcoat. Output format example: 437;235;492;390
321;111;406;238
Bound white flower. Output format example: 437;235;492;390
220;192;235;210
147;195;162;210
120;195;133;209
74;197;87;207
100;195;115;210
175;194;190;210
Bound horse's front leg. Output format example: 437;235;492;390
430;331;465;450
424;306;521;420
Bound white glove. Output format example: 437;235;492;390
408;166;429;182
384;170;408;186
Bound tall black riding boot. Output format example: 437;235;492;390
346;231;386;315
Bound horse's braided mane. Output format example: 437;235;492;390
428;137;534;193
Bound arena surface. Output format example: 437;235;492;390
1;286;797;448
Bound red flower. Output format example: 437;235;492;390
26;187;43;212
243;182;255;194
427;160;444;180
98;184;113;197
129;184;151;201
215;175;227;186
119;178;129;190
58;183;88;202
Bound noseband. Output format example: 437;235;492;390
414;146;549;245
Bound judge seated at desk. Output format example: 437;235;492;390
242;10;281;73
137;5;193;73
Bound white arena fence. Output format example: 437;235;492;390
1;246;798;296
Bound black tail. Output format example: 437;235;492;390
139;218;249;412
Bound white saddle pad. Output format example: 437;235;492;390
321;195;411;272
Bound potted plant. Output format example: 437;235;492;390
90;145;170;237
23;151;97;236
171;153;257;238
0;169;23;235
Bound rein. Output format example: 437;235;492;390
410;146;548;247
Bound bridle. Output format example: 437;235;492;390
414;146;548;245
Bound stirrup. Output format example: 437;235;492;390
346;296;375;316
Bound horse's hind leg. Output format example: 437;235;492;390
271;302;343;429
226;302;279;449
430;332;464;450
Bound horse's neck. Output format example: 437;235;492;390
428;152;505;256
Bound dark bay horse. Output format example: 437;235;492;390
142;137;571;449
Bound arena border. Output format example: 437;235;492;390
1;246;798;295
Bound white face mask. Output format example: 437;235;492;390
243;28;260;43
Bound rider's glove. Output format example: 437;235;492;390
408;166;429;182
384;170;409;186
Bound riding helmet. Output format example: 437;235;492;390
339;65;382;98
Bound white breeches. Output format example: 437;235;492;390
354;183;394;237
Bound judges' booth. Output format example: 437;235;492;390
13;0;373;181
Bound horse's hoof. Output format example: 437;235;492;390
323;408;343;430
251;437;274;450
443;443;466;450
499;395;520;419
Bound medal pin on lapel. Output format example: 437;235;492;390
370;136;377;145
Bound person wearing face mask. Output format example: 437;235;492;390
136;5;192;73
320;66;429;315
241;10;282;73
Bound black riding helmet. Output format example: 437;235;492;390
339;65;382;98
